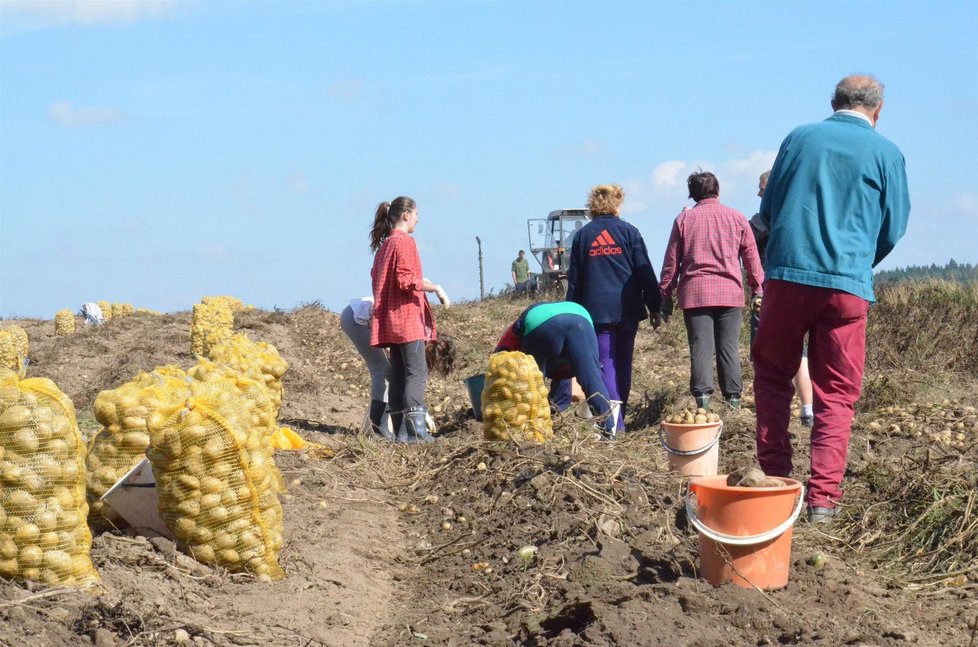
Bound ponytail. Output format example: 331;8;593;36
369;196;417;252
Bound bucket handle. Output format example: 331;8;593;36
685;486;806;546
658;421;723;457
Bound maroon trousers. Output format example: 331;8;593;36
752;280;870;508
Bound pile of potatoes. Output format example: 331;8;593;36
54;309;76;336
146;377;284;579
482;351;553;443
190;301;235;358
0;369;98;587
0;326;29;373
665;408;721;425
206;333;288;416
87;368;193;524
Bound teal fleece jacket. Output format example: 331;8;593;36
759;113;910;302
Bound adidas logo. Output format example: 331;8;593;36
589;230;623;256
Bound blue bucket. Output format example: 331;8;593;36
463;373;486;421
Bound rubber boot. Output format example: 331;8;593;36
368;400;395;441
695;394;711;410
403;406;435;444
391;411;406;443
726;395;741;411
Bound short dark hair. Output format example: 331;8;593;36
518;249;525;255
687;171;719;202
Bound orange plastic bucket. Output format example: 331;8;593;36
686;475;805;590
658;421;722;476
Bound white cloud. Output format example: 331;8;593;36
951;192;978;222
1;0;180;26
621;151;776;215
551;138;609;160
196;243;231;263
651;161;689;188
49;101;125;126
326;79;364;104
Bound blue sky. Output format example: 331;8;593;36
1;0;976;318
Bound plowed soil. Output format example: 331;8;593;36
1;297;975;647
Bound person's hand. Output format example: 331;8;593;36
650;312;661;330
660;297;674;324
751;294;762;313
434;286;450;307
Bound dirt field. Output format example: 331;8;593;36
1;294;976;646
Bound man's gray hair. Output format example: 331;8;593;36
832;74;885;110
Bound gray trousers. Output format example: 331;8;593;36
683;306;743;398
388;340;428;414
340;305;390;402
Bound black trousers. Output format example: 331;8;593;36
683;306;743;398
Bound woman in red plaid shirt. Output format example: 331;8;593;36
369;196;449;443
658;171;764;411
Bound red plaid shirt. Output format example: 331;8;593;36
659;198;764;309
370;230;436;346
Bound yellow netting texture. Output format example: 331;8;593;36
0;369;99;587
54;310;76;336
206;333;288;416
0;327;29;374
190;302;235;358
97;301;112;321
201;296;247;313
188;359;285;490
110;303;134;319
87;368;193;525
482;351;553;443
146;381;284;579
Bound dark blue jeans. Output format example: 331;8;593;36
520;314;613;431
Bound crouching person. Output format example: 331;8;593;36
495;301;617;438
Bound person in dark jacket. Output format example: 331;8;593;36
566;184;661;431
495;301;616;437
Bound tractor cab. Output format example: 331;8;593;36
526;209;591;291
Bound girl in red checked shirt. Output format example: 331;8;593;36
369;196;449;443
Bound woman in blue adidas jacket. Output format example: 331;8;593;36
566;184;661;431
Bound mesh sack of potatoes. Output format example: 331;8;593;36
482;351;553;443
97;301;112;321
188;359;286;491
110;303;134;319
54;310;76;336
146;381;285;579
0;326;29;374
87;367;193;526
190;302;235;358
206;333;288;416
201;295;247;313
0;368;99;587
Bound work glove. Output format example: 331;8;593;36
751;294;762;313
434;286;450;308
660;297;674;325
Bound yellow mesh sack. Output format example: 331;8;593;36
188;359;286;489
0;326;29;374
54;310;76;336
87;368;193;525
134;308;161;315
146;383;284;579
0;369;99;587
110;303;134;319
201;295;246;313
482;351;553;443
97;301;112;321
206;333;288;416
190;302;235;358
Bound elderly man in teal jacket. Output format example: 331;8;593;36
753;74;910;524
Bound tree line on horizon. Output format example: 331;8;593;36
874;259;977;285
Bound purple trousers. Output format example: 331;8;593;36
595;320;639;431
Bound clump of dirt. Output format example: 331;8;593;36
2;289;977;646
